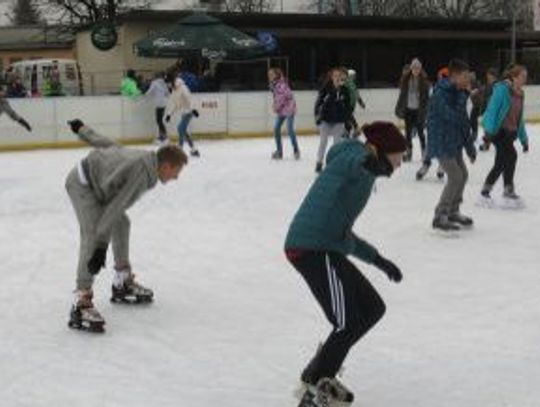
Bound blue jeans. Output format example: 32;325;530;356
274;115;299;153
177;113;194;148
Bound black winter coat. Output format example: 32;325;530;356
314;85;352;124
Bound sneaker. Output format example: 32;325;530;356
68;289;105;332
448;212;474;227
432;215;460;231
111;271;154;304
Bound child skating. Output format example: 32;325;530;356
479;64;529;209
426;59;477;232
65;119;188;333
285;122;406;406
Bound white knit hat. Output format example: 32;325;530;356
410;58;422;69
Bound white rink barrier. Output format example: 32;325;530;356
1;86;540;150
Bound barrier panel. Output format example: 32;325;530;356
1;86;539;151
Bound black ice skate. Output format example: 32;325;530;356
448;212;473;228
190;149;200;158
502;185;525;209
294;149;301;160
432;214;460;231
272;150;283;160
111;274;154;304
416;163;430;180
436;165;445;180
68;290;105;333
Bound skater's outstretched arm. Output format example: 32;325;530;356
0;98;32;131
69;119;117;148
348;232;379;264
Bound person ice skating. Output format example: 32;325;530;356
121;69;142;98
314;68;352;173
427;59;477;232
165;78;200;157
0;85;32;131
479;64;529;208
65;119;188;332
145;71;170;144
468;72;482;143
268;67;300;160
343;68;366;138
285;122;405;407
395;58;430;162
478;68;499;152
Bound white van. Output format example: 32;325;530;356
9;58;83;96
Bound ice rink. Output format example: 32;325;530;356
0;129;538;407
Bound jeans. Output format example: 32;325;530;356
177;112;195;148
484;129;518;188
435;154;468;216
274;115;299;153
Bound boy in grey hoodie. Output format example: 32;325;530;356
65;119;188;332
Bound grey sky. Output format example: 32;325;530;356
0;0;310;26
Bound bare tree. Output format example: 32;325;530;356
225;0;276;12
37;0;153;25
8;0;43;25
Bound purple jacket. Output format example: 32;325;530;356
270;78;297;117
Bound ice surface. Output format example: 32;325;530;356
0;130;539;407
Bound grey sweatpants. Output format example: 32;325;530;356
65;168;130;290
435;154;469;216
317;122;346;164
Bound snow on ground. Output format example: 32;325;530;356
0;128;539;407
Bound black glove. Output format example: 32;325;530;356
191;109;199;118
373;254;402;283
68;119;84;134
165;115;171;123
523;143;529;153
87;245;107;275
18;118;32;132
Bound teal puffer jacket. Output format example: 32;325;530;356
285;140;379;264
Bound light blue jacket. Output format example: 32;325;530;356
482;81;528;146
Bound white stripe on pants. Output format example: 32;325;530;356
326;254;346;331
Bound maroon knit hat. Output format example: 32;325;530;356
362;121;407;154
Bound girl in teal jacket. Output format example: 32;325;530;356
481;64;529;203
285;122;406;406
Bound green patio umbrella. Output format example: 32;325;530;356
134;12;266;60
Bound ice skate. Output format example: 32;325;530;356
476;185;496;209
68;289;105;333
111;271;154;304
294;149;301;160
190;149;200;158
501;185;525;210
415;163;429;181
448;212;474;228
432;214;460;232
272;150;283;160
436;165;444;180
297;378;334;407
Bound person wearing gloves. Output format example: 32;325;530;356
145;71;170;144
65;119;188;333
427;59;477;232
0;85;32;131
480;64;529;207
165;77;200;157
285;122;406;407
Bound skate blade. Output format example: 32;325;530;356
68;320;105;333
110;295;153;305
431;228;460;238
499;198;526;211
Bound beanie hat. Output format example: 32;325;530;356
410;58;422;69
362;121;407;154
